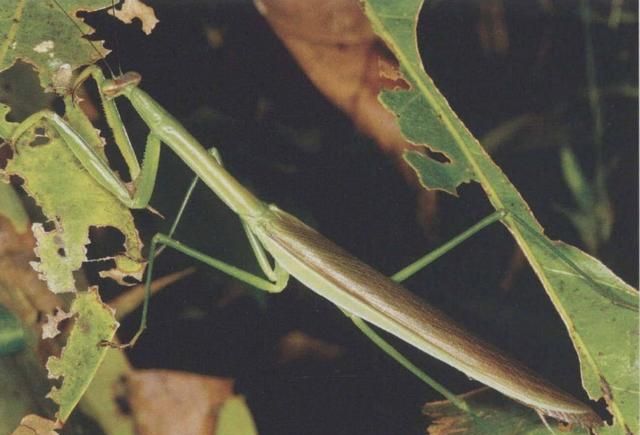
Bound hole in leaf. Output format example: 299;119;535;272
57;247;66;258
121;275;140;285
424;147;450;164
0;143;13;168
42;221;56;232
0;62;51;122
29;128;51;147
87;226;126;260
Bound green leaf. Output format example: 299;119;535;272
45;288;118;424
362;0;638;432
216;396;259;435
2;117;145;293
423;388;585;434
0;0;111;89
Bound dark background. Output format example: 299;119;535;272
76;1;638;434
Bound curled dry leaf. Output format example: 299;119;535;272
255;0;438;234
109;0;159;35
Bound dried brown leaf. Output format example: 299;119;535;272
11;415;60;435
127;370;234;435
256;0;438;235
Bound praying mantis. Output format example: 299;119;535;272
1;1;610;429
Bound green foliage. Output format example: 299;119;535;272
0;0;110;89
362;0;638;432
3;117;144;293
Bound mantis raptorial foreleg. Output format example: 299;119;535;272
9;66;160;210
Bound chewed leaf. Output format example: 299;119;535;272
0;0;113;90
360;2;478;195
41;307;74;339
423;388;584;434
362;0;638;432
3;119;144;293
46;287;118;424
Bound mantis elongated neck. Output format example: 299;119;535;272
123;85;268;218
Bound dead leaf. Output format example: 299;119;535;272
127;370;235;435
11;415;60;435
109;0;159;35
255;0;438;236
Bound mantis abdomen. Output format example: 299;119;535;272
251;205;601;427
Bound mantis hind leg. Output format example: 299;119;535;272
345;210;506;413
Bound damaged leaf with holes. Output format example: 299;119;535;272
362;0;638;432
0;0;113;90
1;112;145;293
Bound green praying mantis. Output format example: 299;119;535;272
2;1;609;429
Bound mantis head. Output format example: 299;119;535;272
102;71;142;98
